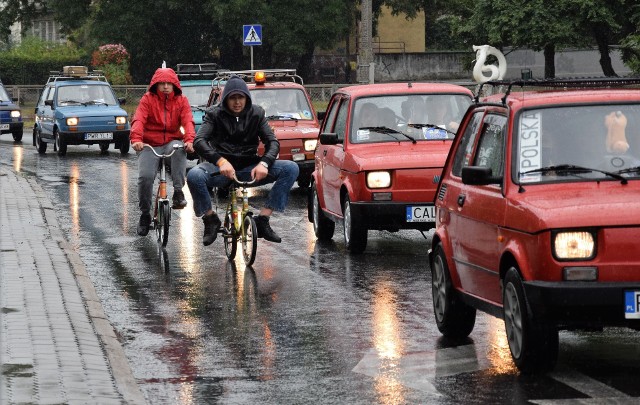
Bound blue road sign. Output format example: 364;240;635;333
243;25;262;46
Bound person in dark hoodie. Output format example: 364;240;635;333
187;75;299;245
131;67;196;236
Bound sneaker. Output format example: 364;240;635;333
254;215;281;243
202;212;221;246
137;213;151;236
172;189;187;209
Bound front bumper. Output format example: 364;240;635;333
0;121;23;134
523;281;640;329
58;130;130;145
350;201;435;231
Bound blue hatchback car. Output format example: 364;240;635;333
33;66;130;156
0;79;24;142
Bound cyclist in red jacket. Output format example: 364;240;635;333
131;66;196;236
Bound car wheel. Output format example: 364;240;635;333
311;183;335;240
119;141;130;155
342;195;367;253
35;128;47;154
99;142;110;154
503;266;558;373
431;243;476;338
55;129;67;156
297;176;310;189
12;131;23;142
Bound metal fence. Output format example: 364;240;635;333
6;83;346;122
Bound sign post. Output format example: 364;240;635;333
243;24;262;70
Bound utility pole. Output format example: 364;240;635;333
357;0;374;83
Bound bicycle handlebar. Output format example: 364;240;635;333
232;173;256;186
142;143;184;158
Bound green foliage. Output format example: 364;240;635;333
0;37;88;84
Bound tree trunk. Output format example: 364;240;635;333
544;44;555;78
297;44;316;84
594;28;617;77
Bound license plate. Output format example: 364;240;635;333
0;124;9;130
85;132;113;140
624;290;640;319
406;205;436;222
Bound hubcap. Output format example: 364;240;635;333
313;189;320;230
504;282;523;358
432;255;446;322
344;201;352;243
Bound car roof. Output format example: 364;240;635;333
335;82;474;97
483;88;640;109
180;80;214;86
50;80;111;87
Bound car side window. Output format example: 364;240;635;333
474;114;507;177
322;97;341;133
452;111;484;177
334;100;348;142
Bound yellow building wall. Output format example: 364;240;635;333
376;6;425;53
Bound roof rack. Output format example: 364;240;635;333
176;63;228;78
476;76;640;104
214;69;303;85
47;66;108;84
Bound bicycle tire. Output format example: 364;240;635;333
156;201;171;247
242;214;258;266
223;212;237;260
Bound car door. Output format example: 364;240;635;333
318;96;349;216
36;86;55;139
445;112;508;303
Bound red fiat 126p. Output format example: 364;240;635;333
430;78;640;373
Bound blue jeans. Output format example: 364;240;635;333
186;160;299;217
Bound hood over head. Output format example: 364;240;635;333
148;67;182;95
221;75;252;110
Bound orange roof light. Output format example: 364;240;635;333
255;71;266;84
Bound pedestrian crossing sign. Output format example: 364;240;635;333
243;25;262;46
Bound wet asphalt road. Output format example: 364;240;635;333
2;139;640;405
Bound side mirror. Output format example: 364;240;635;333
44;100;53;107
461;166;501;185
319;132;341;145
317;111;326;121
118;97;126;105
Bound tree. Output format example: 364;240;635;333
0;0;49;47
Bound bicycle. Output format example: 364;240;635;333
143;143;184;247
214;174;258;266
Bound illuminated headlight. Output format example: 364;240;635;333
366;171;391;189
116;116;127;125
553;231;595;260
66;117;78;126
304;139;318;151
10;110;21;118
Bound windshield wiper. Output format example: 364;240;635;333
615;166;640;175
267;114;299;122
360;126;416;144
82;100;108;106
521;164;627;184
59;99;82;105
408;123;456;137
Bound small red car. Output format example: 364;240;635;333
207;70;320;188
308;82;473;253
431;78;640;373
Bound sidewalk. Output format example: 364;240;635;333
0;165;146;404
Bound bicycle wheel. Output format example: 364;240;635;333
242;214;258;266
156;201;171;247
223;211;237;260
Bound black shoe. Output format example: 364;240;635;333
203;212;221;246
172;189;187;209
137;213;151;236
254;215;281;243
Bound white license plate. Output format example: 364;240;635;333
0;124;9;130
406;205;436;222
625;291;640;319
85;132;113;140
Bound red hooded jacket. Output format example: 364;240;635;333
130;68;196;146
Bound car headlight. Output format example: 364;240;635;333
11;110;21;118
367;171;391;189
66;117;78;126
553;231;596;260
304;139;318;151
116;116;127;125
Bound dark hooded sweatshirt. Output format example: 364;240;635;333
193;75;279;169
130;67;196;146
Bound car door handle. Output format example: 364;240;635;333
457;194;465;207
323;150;327;156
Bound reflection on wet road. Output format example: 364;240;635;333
2;140;640;404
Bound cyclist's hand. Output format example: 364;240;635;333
252;163;268;182
132;142;144;152
184;142;194;154
219;161;235;179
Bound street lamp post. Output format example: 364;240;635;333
357;0;374;83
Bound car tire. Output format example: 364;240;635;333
342;195;367;253
99;142;110;154
503;266;558;373
12;131;23;142
55;129;67;156
431;243;476;338
297;176;310;189
311;183;335;240
35;128;47;154
119;141;130;155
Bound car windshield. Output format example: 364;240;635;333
351;94;472;144
0;85;11;101
56;84;117;106
516;104;640;183
181;85;211;107
251;88;314;120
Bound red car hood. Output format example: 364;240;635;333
507;181;640;232
270;120;319;140
344;141;452;172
